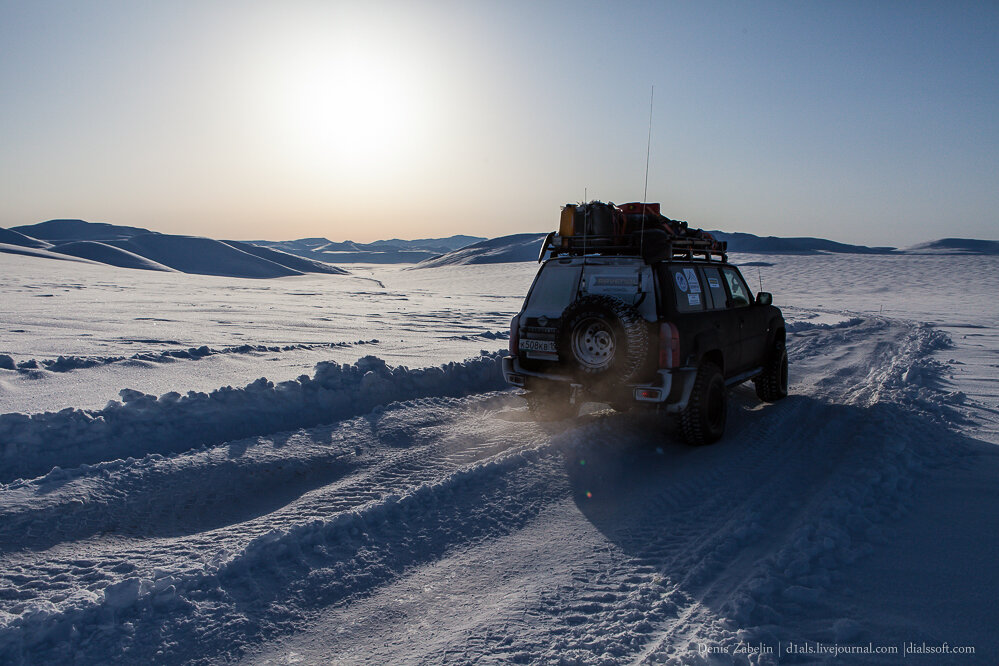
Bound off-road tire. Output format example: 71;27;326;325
754;343;788;402
678;361;727;445
558;295;648;385
524;381;576;421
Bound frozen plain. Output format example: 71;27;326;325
1;249;998;664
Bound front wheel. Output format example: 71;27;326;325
678;361;727;445
754;343;789;402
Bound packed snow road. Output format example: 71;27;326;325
3;311;994;665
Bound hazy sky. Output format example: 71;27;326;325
2;1;996;245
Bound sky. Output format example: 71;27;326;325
1;1;996;246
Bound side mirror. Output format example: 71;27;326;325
756;292;772;306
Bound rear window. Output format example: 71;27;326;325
526;262;581;314
668;265;705;313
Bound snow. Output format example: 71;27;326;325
1;243;998;665
2;222;349;278
0;228;51;249
902;237;999;254
47;241;176;272
413;233;549;267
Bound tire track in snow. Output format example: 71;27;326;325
0;316;972;665
0;393;573;664
630;318;969;663
418;317;969;665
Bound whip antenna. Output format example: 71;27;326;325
640;85;654;257
644;85;654;203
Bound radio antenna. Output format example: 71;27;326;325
643;85;654;204
640;85;654;257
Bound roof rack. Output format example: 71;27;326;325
538;231;728;264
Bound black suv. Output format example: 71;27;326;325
502;203;787;445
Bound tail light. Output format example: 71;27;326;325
659;322;680;368
509;314;521;356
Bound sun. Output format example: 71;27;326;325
262;37;433;178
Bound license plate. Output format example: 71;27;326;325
519;338;557;353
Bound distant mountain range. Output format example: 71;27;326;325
708;231;896;254
2;220;996;276
250;235;485;264
412;231;999;267
2;219;348;279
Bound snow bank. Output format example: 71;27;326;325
6;339;379;375
0;351;508;483
785;316;864;333
448;330;510;341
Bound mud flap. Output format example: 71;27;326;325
663;368;699;413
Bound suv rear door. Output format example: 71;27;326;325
698;264;744;375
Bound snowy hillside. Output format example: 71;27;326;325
413;233;549;267
1;248;998;664
3;221;348;278
902;237;999;254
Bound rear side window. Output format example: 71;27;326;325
700;266;728;310
721;266;752;307
668;265;705;313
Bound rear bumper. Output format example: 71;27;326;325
503;355;696;411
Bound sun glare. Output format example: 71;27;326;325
263;37;433;180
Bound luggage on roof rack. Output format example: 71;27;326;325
541;201;727;264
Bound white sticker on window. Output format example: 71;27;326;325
707;277;720;288
674;272;688;292
683;268;701;294
687;292;700;306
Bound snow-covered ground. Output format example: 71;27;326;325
1;249;997;664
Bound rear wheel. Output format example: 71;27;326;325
678;361;727;445
754;343;789;402
524;381;576;421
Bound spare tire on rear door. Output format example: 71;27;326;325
558;295;649;384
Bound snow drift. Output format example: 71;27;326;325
0;351;507;483
2;339;378;375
